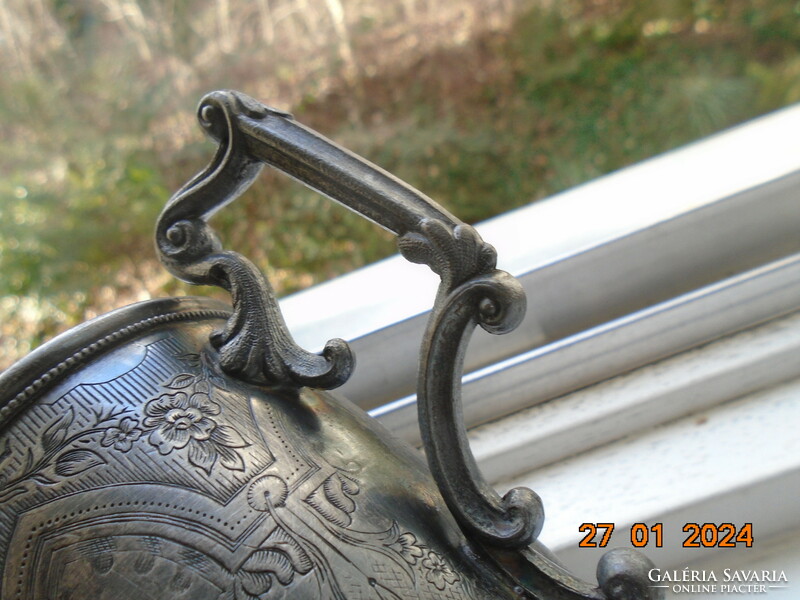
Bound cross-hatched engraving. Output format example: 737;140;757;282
77;537;114;557
371;561;416;598
77;537;117;574
141;535;162;554
179;547;209;573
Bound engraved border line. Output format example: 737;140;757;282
0;309;231;430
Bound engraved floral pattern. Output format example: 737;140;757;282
390;532;425;565
0;407;129;502
387;531;459;590
232;523;314;600
232;470;449;599
0;355;251;501
142;391;249;474
144;392;220;454
140;378;249;475
2;341;468;599
101;417;142;451
304;471;360;527
423;550;459;590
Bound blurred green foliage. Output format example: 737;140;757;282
1;0;800;369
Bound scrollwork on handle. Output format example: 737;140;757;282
156;92;354;389
157;90;659;599
156;89;497;387
417;268;545;548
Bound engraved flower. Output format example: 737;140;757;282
143;392;220;455
422;551;458;590
142;388;248;475
391;532;424;565
100;417;142;452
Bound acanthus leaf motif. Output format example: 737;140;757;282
397;231;433;267
398;220;497;295
237;571;272;599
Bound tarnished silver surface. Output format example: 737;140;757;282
0;90;661;599
0;298;525;599
154;90;545;554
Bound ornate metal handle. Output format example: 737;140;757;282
156;87;540;542
157;90;658;599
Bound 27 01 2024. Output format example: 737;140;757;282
578;522;754;549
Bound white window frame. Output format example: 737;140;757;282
279;104;800;590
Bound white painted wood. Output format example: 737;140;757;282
281;103;800;350
468;309;800;481
374;254;800;444
278;104;800;412
270;103;800;594
495;377;800;583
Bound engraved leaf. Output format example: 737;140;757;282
242;551;295;585
94;407;131;426
42;407;74;453
211;424;248;448
133;553;155;575
336;472;360;497
166;373;196;390
324;472;358;514
265;532;314;576
54;449;106;476
187;440;218;474
193;379;211;394
240;571;272;597
208;373;229;391
217;445;245;472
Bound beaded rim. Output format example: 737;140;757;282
0;297;231;431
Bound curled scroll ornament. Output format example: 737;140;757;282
156;92;353;389
156;90;661;600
